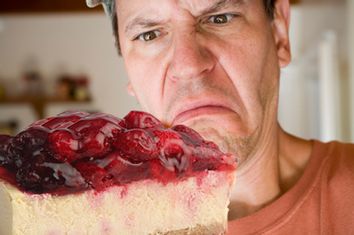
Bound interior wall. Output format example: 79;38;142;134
279;2;348;141
349;0;354;141
0;13;140;119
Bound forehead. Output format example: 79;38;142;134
178;0;234;13
116;0;245;18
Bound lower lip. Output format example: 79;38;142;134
173;106;232;124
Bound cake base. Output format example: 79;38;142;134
0;171;234;235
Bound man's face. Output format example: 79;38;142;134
116;0;290;164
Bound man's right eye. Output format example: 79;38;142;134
134;30;161;42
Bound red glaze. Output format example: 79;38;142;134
0;111;236;195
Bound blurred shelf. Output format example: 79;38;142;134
290;0;302;4
0;96;92;119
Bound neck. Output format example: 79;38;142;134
228;125;312;220
228;120;280;219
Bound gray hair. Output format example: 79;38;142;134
86;0;120;54
86;0;114;17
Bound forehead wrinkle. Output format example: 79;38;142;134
123;0;245;35
121;0;176;35
178;0;245;16
125;16;165;34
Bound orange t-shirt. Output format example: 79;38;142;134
227;140;354;235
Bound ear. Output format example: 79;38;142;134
126;82;136;97
272;0;291;68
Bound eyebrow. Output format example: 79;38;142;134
124;0;244;35
200;0;244;15
125;16;164;35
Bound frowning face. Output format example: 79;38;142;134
116;0;290;164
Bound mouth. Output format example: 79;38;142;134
172;105;234;125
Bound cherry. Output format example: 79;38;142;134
15;156;65;193
29;116;54;128
191;157;218;172
158;136;188;173
16;160;87;194
172;125;204;146
13;127;49;151
75;162;113;191
48;129;80;162
9;127;50;169
41;111;89;130
124;111;162;129
69;118;122;158
107;158;150;185
152;129;182;148
114;129;157;162
86;112;125;127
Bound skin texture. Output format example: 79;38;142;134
116;0;313;221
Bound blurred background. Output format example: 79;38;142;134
0;0;353;143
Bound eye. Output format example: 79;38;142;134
208;14;235;24
135;30;161;42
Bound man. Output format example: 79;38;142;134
87;0;354;234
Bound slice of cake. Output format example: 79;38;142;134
0;111;236;235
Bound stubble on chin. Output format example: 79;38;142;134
185;119;261;165
226;129;260;165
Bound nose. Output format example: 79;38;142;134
168;31;215;81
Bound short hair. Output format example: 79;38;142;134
104;0;276;55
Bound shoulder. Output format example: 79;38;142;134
315;141;354;231
316;140;354;189
323;141;354;172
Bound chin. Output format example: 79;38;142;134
180;114;251;155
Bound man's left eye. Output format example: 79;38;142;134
208;14;235;24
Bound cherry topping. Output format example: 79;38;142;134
0;110;236;195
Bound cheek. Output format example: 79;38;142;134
219;42;264;104
124;54;166;117
214;28;278;123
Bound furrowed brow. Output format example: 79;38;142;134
125;16;164;35
124;0;244;35
200;0;244;15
